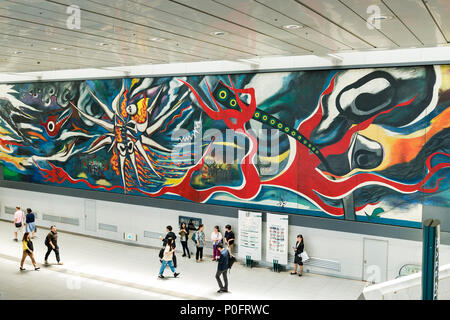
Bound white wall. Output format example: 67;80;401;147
1;186;449;281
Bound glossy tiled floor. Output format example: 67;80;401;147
0;221;367;300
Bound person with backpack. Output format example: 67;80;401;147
158;238;180;279
215;243;230;293
44;225;63;265
25;208;36;239
193;224;205;262
20;232;40;271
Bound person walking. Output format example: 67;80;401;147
20;232;40;271
160;225;177;267
211;225;223;261
291;234;304;277
215;243;230;293
44;225;63;265
25;208;36;239
158;238;180;279
224;224;235;254
179;222;191;258
193;224;205;262
13;206;25;242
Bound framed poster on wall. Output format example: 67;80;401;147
179;215;202;231
238;210;262;261
266;213;289;265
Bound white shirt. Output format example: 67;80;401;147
14;210;24;224
163;245;174;261
211;231;223;244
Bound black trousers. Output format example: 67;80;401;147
181;241;190;258
45;245;60;262
196;247;203;260
215;269;228;291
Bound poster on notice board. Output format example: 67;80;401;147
266;213;289;265
238;210;262;261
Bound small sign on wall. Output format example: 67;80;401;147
124;232;137;241
179;215;202;231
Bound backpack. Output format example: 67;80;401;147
191;231;197;243
228;254;236;272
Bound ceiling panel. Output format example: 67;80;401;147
172;0;339;53
383;0;446;46
293;0;398;49
0;0;248;61
214;0;352;52
45;0;288;56
423;0;450;42
339;0;422;47
0;0;448;74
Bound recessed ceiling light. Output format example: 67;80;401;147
282;24;303;30
14;51;23;54
50;47;65;51
373;15;393;20
211;31;226;36
150;37;166;41
98;42;109;46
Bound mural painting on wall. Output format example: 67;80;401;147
0;65;449;227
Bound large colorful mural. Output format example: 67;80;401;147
0;65;449;227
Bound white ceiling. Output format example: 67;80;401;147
0;0;449;73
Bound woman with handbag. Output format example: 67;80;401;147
291;234;304;277
158;238;180;279
211;225;223;261
20;232;40;271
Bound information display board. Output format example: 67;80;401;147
238;210;262;261
266;213;289;265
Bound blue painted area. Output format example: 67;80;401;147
356;215;422;228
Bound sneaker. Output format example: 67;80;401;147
14;238;18;242
299;274;303;277
158;274;164;279
220;289;228;293
35;267;40;271
57;262;63;265
290;272;297;275
174;272;180;278
20;267;25;271
217;289;223;293
44;260;49;265
182;254;186;257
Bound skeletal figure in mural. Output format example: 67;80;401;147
72;79;186;192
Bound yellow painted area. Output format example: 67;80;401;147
164;176;185;187
77;172;88;179
131;78;139;88
345;105;450;176
440;65;450;92
258;149;290;163
0;153;25;171
134;97;149;123
96;179;112;187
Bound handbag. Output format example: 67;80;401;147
158;248;165;259
15;222;22;228
299;251;309;261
